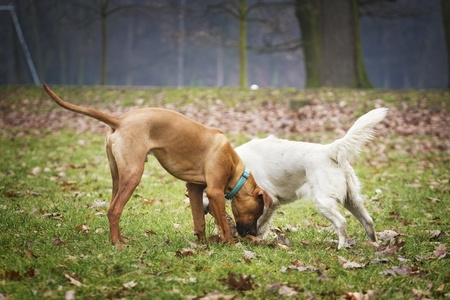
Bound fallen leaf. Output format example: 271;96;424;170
343;290;377;300
43;213;63;220
75;223;89;234
377;230;400;241
278;285;298;297
426;230;443;240
52;237;67;246
64;273;83;287
338;256;364;269
243;250;256;260
123;280;137;289
25;250;38;259
194;290;236;300
266;282;281;293
433;243;447;259
222;273;254;291
91;201;108;208
381;265;413;276
1;270;21;280
375;236;405;255
141;198;163;205
175;248;195;257
65;290;75;300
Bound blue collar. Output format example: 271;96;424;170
225;167;250;200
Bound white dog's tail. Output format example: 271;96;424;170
328;108;387;166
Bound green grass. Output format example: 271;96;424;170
0;87;449;299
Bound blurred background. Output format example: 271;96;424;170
0;0;448;89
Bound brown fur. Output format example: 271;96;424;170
43;84;273;247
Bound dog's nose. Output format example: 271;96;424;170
236;223;256;237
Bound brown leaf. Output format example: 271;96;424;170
25;250;38;259
75;223;89;234
1;270;21;280
375;236;405;256
175;248;195;257
64;273;83;287
433;243;447;259
52;237;67;246
222;273;254;291
141;198;163;205
278;285;298;297
378;230;400;241
338;256;364;269
24;267;39;278
194;291;236;300
381;265;413;276
43;213;63;220
343;290;377;300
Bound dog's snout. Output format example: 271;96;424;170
236;223;256;237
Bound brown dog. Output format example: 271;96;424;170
43;84;273;247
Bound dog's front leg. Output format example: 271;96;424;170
186;183;207;244
206;188;234;245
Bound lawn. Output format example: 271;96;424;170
0;86;448;299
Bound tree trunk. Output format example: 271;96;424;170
441;0;450;89
100;0;108;85
216;35;224;86
76;4;86;85
295;0;372;88
351;0;372;88
320;0;355;87
29;0;43;82
295;0;321;88
239;0;247;88
177;0;185;87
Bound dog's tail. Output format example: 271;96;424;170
43;83;120;129
328;108;387;166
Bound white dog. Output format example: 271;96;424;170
204;108;387;249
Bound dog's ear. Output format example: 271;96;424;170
258;189;273;210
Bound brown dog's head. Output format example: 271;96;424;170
231;177;273;237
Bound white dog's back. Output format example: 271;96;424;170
235;108;387;247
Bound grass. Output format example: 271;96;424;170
0;87;449;299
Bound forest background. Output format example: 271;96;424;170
1;0;449;90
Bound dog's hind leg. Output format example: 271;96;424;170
344;170;377;243
107;166;144;246
106;145;119;203
106;137;147;246
313;195;348;249
344;196;376;243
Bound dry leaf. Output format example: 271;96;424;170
75;224;89;233
195;291;236;300
65;290;75;300
338;256;364;269
381;265;413;276
343;290;377;300
64;273;83;287
375;236;405;255
377;230;400;241
52;237;67;246
175;248;195;257
123;280;137;289
243;250;256;260
433;243;447;259
278;285;298;297
222;273;254;291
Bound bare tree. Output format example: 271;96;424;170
295;0;371;88
441;0;450;89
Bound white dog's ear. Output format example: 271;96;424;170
258;190;273;210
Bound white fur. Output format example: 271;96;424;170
236;108;387;249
